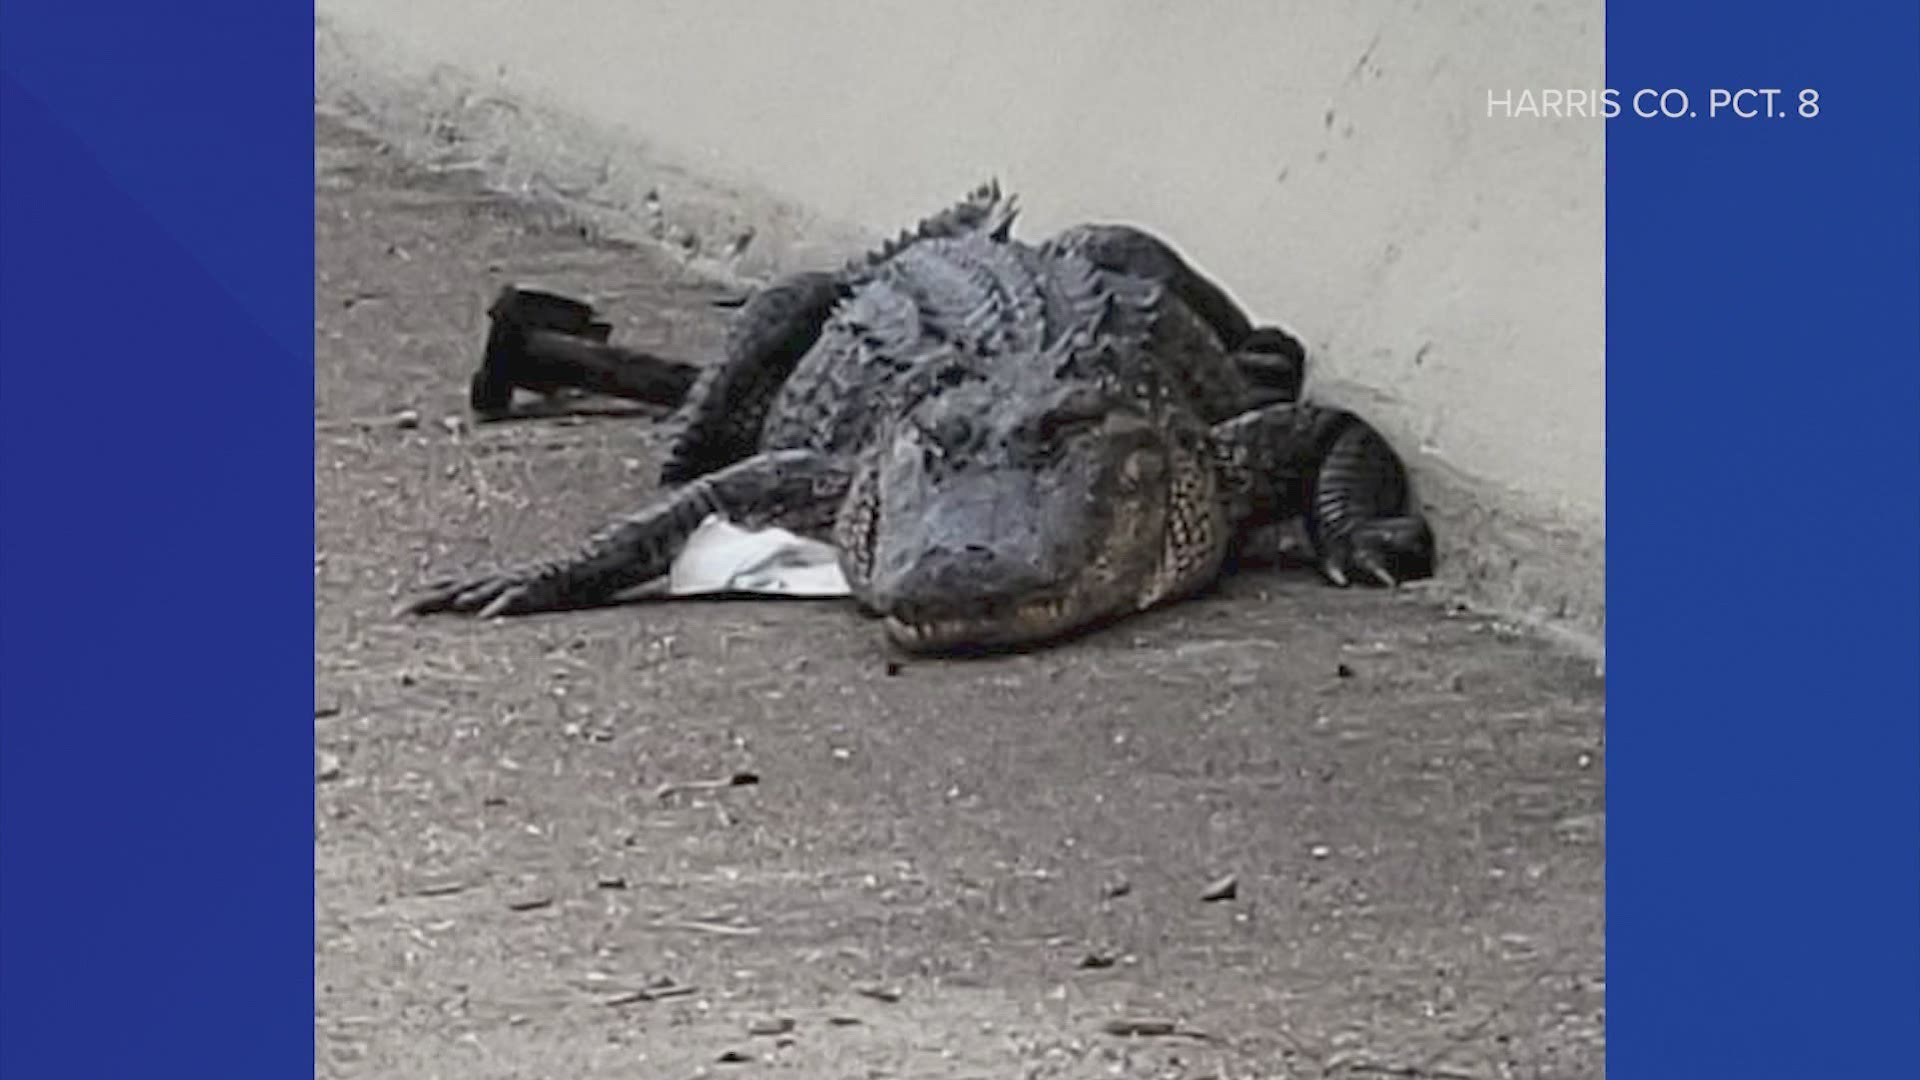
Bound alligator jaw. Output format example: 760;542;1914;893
880;594;1086;653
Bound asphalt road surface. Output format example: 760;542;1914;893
315;112;1605;1080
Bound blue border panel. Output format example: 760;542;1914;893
0;4;313;1076
1610;3;1920;1076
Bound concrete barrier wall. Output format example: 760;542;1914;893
316;1;1605;648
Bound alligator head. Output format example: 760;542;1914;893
836;340;1228;653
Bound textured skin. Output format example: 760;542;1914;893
407;188;1432;650
660;184;1019;486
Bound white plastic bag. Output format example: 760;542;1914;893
665;514;851;598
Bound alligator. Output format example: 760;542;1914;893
403;184;1434;652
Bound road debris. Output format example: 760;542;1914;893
651;919;762;937
602;976;698;1006
746;1016;796;1036
1201;873;1239;902
667;515;850;597
654;771;760;802
1099;1017;1215;1041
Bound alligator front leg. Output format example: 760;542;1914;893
1213;403;1434;587
402;450;853;618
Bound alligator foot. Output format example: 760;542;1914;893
1317;515;1433;588
1309;421;1434;587
1213;402;1434;588
399;450;851;618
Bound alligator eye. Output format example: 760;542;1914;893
1039;415;1097;442
1036;397;1108;441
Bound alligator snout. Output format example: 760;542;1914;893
870;543;1059;624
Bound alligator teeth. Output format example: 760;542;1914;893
884;596;1082;651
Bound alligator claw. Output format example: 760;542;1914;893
1311;516;1432;591
397;572;524;616
478;585;533;619
399;584;465;616
1355;552;1398;588
452;580;507;612
1316;517;1434;591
